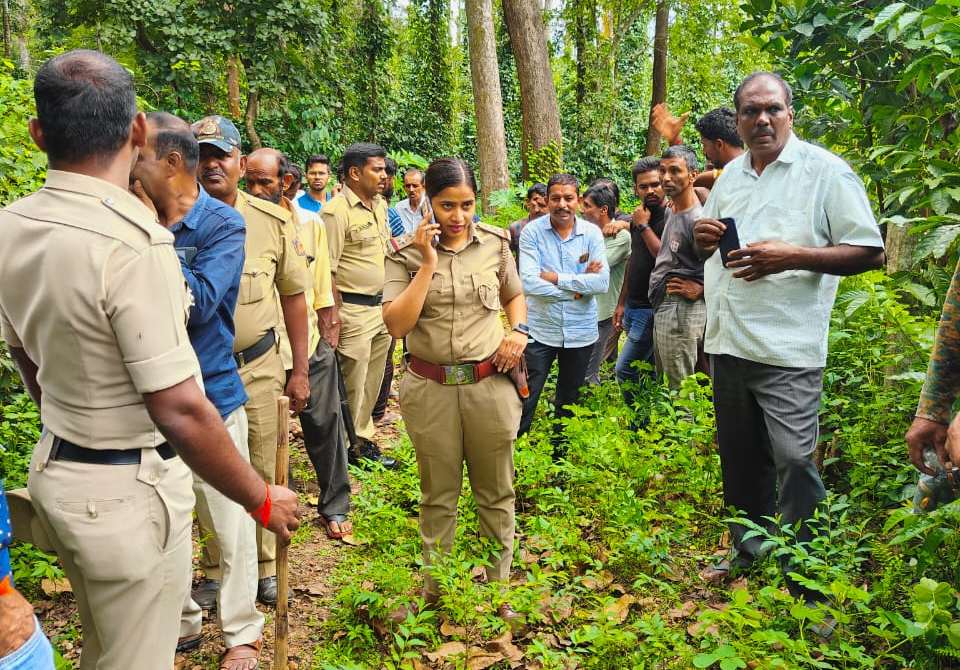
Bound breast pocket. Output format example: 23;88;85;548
347;222;379;244
422;273;447;317
238;257;275;305
473;272;500;311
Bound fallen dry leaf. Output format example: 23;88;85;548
424;641;467;662
340;532;362;546
667;600;697;619
687;621;719;638
306;493;319;506
581;570;614;590
466;647;505;669
603;594;636;623
440;620;467;638
484;631;524;662
41;578;72;596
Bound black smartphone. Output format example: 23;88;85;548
718;217;741;268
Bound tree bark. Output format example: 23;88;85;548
502;0;563;179
2;0;11;59
464;0;509;213
227;55;242;120
244;87;261;151
645;0;668;156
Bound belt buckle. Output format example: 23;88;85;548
235;352;245;367
443;364;471;385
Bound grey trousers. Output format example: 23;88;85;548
297;340;351;517
584;317;615;386
710;354;826;599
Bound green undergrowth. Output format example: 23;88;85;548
306;271;960;669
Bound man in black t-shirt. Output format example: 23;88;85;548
613;157;667;418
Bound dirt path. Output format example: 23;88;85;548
37;408;405;670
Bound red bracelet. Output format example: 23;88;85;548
248;482;272;528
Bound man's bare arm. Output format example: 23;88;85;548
9;347;40;408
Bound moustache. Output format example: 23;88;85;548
201;169;226;180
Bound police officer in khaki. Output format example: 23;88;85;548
321;142;396;468
382;158;528;624
0;49;300;670
192;116;311;606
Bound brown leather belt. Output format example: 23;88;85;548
408;355;498;386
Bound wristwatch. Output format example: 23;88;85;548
512;323;530;336
637;223;650;233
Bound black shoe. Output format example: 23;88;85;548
350;440;398;470
192;578;219;611
256;576;293;606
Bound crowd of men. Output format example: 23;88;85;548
17;48;951;669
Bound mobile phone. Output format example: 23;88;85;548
718;217;741;268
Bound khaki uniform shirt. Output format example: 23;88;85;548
383;223;522;365
276;200;334;368
0;171;200;449
232;192;311;352
321;186;390;296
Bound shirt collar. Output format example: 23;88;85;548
43;170;155;220
175;184;209;232
741;131;800;174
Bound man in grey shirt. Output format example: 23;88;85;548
648;145;705;389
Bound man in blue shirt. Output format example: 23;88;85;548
518;174;609;456
132;112;265;670
294;154;333;218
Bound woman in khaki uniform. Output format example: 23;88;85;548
382;158;528;622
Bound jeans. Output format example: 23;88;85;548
0;617;55;669
519;340;593;457
615;305;655;416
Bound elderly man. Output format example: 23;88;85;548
246;148;353;539
0;49;298;670
693;72;885;606
193;115;311;607
131;112;265;669
395;168;425;234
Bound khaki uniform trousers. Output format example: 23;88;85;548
27;431;195;670
181;407;263;648
336;302;391;442
201;346;285;579
400;370;521;596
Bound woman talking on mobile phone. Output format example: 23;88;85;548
382;158;528;624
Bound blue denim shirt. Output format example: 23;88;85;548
519;215;609;348
172;187;248;417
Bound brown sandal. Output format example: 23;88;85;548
220;637;262;670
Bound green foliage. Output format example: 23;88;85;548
0;60;45;206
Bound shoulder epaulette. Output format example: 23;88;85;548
243;194;292;223
476;222;510;240
387;233;416;253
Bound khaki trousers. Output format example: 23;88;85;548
400;371;521;596
28;431;195;670
336;302;391;442
201;347;284;579
181;407;263;648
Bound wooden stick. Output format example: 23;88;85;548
274;395;291;670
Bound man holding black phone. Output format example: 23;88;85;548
692;72;884;615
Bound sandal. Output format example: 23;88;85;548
220;637;262;670
176;632;202;653
699;557;736;584
319;514;352;539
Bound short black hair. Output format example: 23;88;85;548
342;142;387;175
287;162;302;184
305;154;330;170
734;71;793;111
632;156;661;182
384;157;398;177
276;152;290;181
694;107;743;148
546;173;578;193
662;145;699;173
589;178;621;208
526;182;547;199
34;49;139;165
582;183;617;220
424;157;477;200
145;111;199;174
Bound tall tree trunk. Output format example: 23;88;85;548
464;0;509;213
574;0;586;137
502;0;562;179
227;55;242;120
2;0;11;59
244;88;261;151
645;0;668;156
